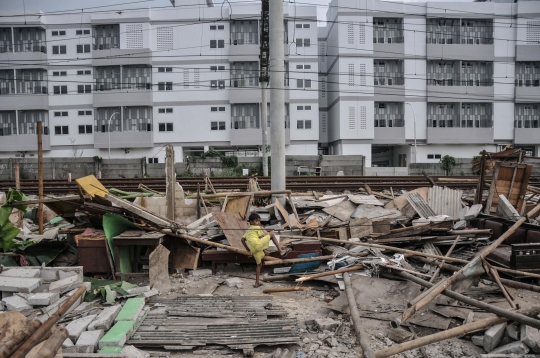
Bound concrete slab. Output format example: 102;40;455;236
65;314;97;341
1;295;32;311
99;346;124;354
471;335;483;346
0;268;41;278
76;329;104;352
465;204;483;220
521;325;540;353
491;341;531;355
88;305;122;331
142;288;159;299
115;297;145;322
507;323;520;340
125;286;150;295
49;275;83;294
98;321;135;348
27;292;60;306
121;345;149;358
0;276;42;293
62;338;74;348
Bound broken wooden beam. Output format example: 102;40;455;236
422;170;437;187
263;255;333;266
296;265;365;283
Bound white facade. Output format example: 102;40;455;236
0;1;319;163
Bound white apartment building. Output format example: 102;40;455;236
0;1;319;162
319;0;540;167
0;0;539;167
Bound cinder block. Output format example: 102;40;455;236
507;323;520;340
471;335;483;346
49;275;83;294
27;292;60;306
115;297;145;322
1;295;32;311
88;305;122;331
76;330;104;352
0;276;42;293
98;321;135;348
491;341;530;355
521;325;540;353
484;323;506;352
0;268;41;278
62;338;74;348
65;314;97;341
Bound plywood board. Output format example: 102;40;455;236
212;212;250;250
274;199;291;228
76;175;108;198
149;244;171;293
224;195;251;220
347;194;383;206
349;217;373;239
484;162;532;215
322;200;357;222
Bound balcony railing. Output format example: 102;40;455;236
374;76;404;86
374;118;405;127
13;41;46;53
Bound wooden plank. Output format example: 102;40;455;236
274;199;291;228
322;200;357;221
349;217;373;239
212;212;250;250
517;164;533;215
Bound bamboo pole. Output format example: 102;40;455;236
262;287;311;294
344;273;376;358
10;285;87;358
34;327;68;358
0;319;41;358
428;235;460;284
296;265;365;282
263;255;334;266
319;237;540;279
375;305;540;358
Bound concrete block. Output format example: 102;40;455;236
98;321;135;348
484;323;506;352
121;345;150;358
521;325;540;353
76;330;104;352
88;305;122;331
315;318;339;331
27;292;60;306
49;275;83;294
1;291;13;299
491;341;530;355
62;338;74;348
507;323;520;340
225;277;243;288
115;297;145;322
471;335;483;346
0;276;42;293
142;288;159;299
125;286;150;295
65;314;97;341
0;268;41;278
188;269;212;277
465;204;483;220
1;295;32;311
63;345;94;354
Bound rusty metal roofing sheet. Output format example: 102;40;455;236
428;186;463;219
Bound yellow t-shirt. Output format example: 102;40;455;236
243;225;271;264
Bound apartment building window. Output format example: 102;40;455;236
0;111;16;136
210;66;226;71
93;24;120;50
158;123;174;132
0;70;15;95
94;66;120;91
426;18;493;44
94;107;121;132
52;45;67;54
211;121;226;130
78;125;92;134
55;126;69;135
231;20;258;45
14;27;46;53
232;104;259;129
426;19;460;44
122;65;152;90
428;103;458;127
76;44;91;53
374;102;404;127
515;104;540;128
123;106;152;132
461;103;492;128
0;28;13;53
16;69;47;94
373;18;404;44
51;31;66;36
53;85;68;94
158;67;173;72
427;154;442;159
77;85;91;93
284;61;289;87
295;24;310;29
297;106;312;111
210;40;225;48
211;107;226;112
17;110;49;135
210;25;225;30
427;61;493;86
76;30;91;35
461;61;493;86
148;158;158;164
297;120;312;129
296;79;312;88
295;38;311;47
210;80;225;89
78;111;92;115
374;60;404;85
54;112;68;117
427;61;458;86
52;71;67;77
515;62;540;87
77;70;92;75
158;82;173;91
461;19;493;44
231;62;259;87
158;108;173;113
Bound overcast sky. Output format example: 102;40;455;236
0;0;471;24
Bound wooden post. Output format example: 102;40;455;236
34;326;68;358
165;144;176;221
14;161;22;227
37;121;44;235
344;273;376;358
296;265;364;282
474;150;486;205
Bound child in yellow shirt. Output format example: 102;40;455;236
241;213;289;287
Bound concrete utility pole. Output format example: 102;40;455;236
37;121;44;235
269;0;285;201
260;0;270;176
165;144;176;221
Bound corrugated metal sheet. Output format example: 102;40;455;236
406;192;437;218
428;186;463;219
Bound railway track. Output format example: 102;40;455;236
2;175;538;195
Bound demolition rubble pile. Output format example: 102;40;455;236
1;147;540;357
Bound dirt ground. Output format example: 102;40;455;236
126;261;540;358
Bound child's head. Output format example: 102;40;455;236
248;213;261;225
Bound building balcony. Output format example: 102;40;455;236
516;87;540;103
516;45;540;62
427;85;494;102
427;43;494;62
229;43;259;61
229;126;290;146
427;127;493;144
374;85;404;101
0;51;47;63
93;130;154;149
373;127;405;144
514;128;540;145
93;90;153;107
0;93;48;110
373;43;404;59
0;134;50;152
